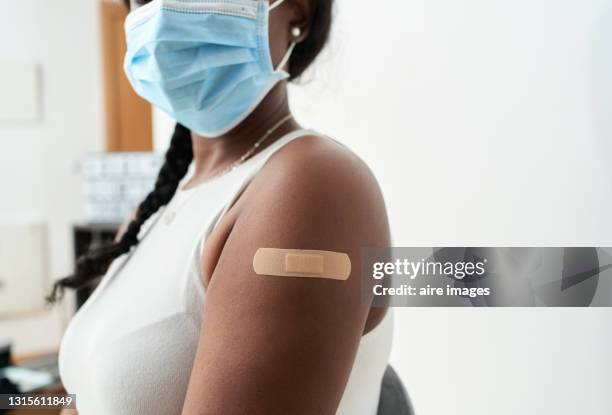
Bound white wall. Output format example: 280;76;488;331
0;1;104;354
288;0;612;414
2;0;610;412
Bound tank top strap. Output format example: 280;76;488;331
189;128;327;297
244;128;322;175
211;127;324;226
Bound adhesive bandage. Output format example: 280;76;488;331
253;248;351;281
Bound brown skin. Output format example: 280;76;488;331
185;137;390;415
108;1;391;414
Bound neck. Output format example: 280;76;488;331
187;83;298;184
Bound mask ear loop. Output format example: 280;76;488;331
276;42;296;72
269;0;296;72
269;0;287;11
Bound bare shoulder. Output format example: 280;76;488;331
238;134;390;247
187;135;390;414
260;134;381;197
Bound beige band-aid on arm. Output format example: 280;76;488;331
253;248;351;281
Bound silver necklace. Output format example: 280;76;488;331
163;114;294;225
208;113;294;180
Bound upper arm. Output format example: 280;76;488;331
181;137;390;415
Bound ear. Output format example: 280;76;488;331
288;0;315;43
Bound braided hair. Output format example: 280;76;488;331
47;124;193;303
48;0;334;303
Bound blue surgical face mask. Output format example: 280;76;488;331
124;0;294;138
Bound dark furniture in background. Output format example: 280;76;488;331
377;365;415;415
72;223;120;309
1;344;64;415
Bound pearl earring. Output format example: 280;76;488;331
291;27;302;39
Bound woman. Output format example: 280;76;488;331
56;0;395;413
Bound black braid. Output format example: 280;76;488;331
47;123;193;303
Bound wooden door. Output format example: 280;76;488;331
100;0;152;151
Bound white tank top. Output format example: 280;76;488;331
59;129;393;415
